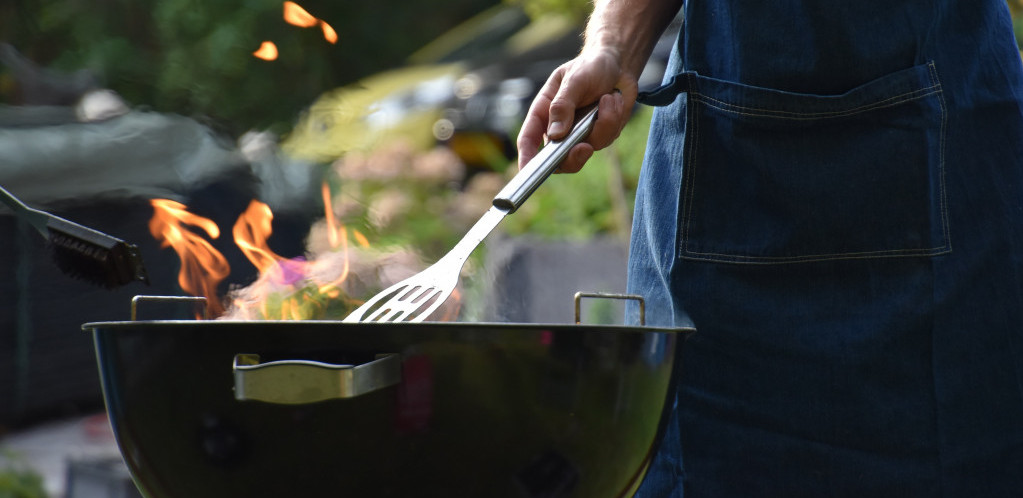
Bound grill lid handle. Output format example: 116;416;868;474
233;353;401;404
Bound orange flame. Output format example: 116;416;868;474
149;199;230;317
352;229;370;248
321;21;338;44
322;182;341;249
231;200;315;305
315;183;350;295
232;201;282;272
283;1;337;44
253;41;279;61
283;1;318;27
150;184;461;321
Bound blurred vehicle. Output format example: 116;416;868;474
282;5;681;169
281;5;536;163
437;12;683;168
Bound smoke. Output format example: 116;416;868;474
218;139;505;321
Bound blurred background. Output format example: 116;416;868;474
1;0;1021;496
0;0;669;495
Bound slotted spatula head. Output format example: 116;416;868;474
342;251;461;323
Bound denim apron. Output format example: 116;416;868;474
627;0;1023;496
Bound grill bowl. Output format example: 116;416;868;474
83;320;691;498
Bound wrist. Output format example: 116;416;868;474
583;0;682;79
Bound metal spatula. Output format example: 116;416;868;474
343;105;598;323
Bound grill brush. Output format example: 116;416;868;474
1;185;150;288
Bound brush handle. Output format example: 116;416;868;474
0;184;32;212
0;185;50;235
493;105;599;213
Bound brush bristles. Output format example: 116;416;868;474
47;217;150;288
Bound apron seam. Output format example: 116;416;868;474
928;61;953;256
691;86;942;120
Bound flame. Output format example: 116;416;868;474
253;41;279;61
322;182;341;249
233;201;282;272
352;230;370;248
283;1;318;28
149;199;230;317
150;184;462;321
315;182;351;294
221;193;350;320
321;21;338;44
255;2;335;63
283;1;337;44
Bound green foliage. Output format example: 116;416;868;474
2;0;497;133
1009;0;1023;48
0;454;47;498
503;0;590;23
324;104;654;266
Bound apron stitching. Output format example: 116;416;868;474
928;61;953;254
681;74;700;260
690;86;942;120
682;246;952;263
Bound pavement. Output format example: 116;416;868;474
0;412;124;498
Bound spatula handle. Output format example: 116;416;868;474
493;105;598;213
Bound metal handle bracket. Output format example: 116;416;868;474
233;353;402;405
131;295;208;321
573;292;645;326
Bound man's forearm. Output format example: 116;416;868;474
584;0;683;79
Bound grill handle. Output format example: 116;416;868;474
233;353;401;405
574;292;645;326
131;295;208;320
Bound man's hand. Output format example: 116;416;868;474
516;48;638;173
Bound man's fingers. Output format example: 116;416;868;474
517;68;567;168
521;90;631;172
517;115;547;168
546;67;592;140
585;90;630;151
517;57;637;172
555;143;594;174
546;96;578;141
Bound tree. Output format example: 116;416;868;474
1;0;497;134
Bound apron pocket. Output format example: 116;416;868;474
679;62;949;264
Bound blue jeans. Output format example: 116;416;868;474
627;1;1023;496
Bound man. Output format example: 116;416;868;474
518;0;1023;496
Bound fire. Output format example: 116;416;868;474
253;41;279;61
149;199;231;317
283;1;318;27
314;182;351;296
233;200;281;273
255;2;336;61
321;22;338;45
227;200;319;319
148;194;356;320
282;1;337;44
148;184;462;321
